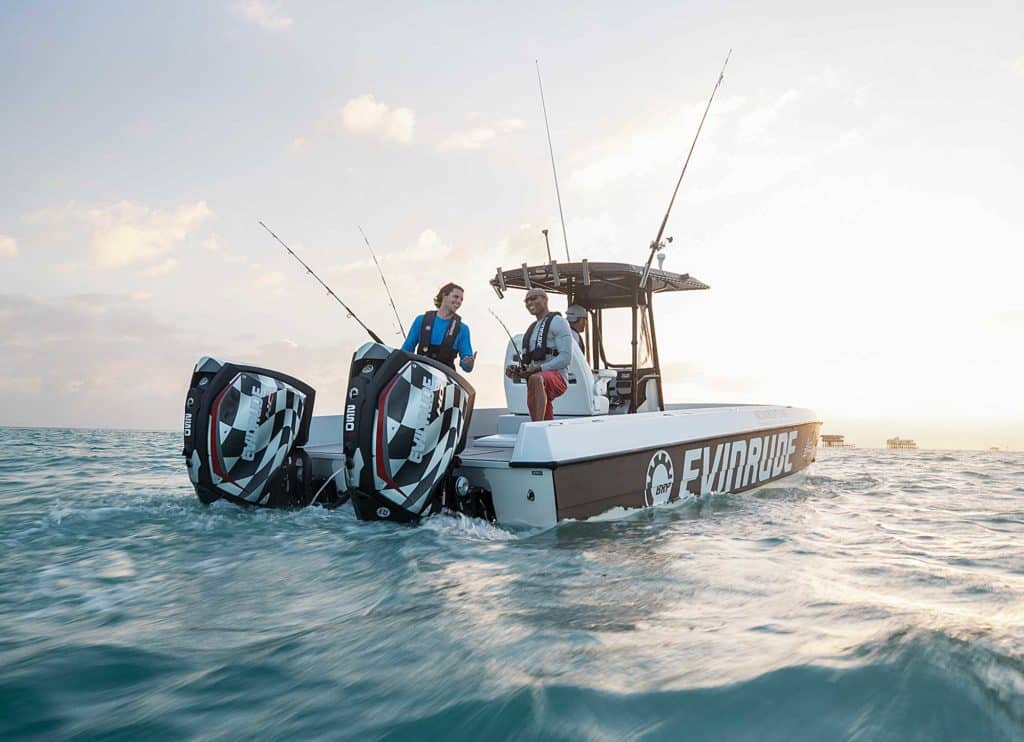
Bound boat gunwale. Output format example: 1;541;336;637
502;418;823;469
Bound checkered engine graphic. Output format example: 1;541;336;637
372;361;467;514
209;371;307;504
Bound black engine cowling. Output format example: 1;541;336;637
343;343;475;523
182;357;321;507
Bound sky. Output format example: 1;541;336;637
1;0;1022;450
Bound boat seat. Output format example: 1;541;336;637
503;334;609;416
635;376;662;413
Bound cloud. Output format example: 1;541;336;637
26;200;211;270
328;228;451;277
712;152;812;196
837;128;863;149
736;89;800;144
252;269;288;295
1016;56;1024;76
339;94;415;144
143;258;178;277
235;0;293;31
569;95;744;192
438;118;526;152
439;127;497;151
0;234;16;257
0;293;196;427
415;228;448;255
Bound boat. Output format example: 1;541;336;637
180;259;821;527
180;53;820;526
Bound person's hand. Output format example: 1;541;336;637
504;364;517;379
463;352;478;371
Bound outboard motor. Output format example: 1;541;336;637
343;343;475;523
182;357;321;507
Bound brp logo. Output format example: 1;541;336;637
376;506;391;519
644;449;674;506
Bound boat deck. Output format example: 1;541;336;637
304;442;345;460
305;403;776;471
456;445;514;465
456;432;516;468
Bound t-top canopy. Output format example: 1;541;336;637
491;261;709;309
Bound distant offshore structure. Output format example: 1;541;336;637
821;434;855;448
887;437;918;450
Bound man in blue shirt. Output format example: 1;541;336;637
402;282;476;373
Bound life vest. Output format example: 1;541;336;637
416;310;462;368
572;329;585;354
521;312;561;365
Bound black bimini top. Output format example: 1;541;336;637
491;261;709;309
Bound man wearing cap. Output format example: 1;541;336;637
504;288;572;421
565;304;587;354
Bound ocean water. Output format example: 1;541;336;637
1;428;1022;740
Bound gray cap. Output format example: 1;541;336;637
565;305;586;322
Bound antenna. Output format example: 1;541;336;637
541;228;553;262
640;49;732;288
536;59;571;263
258;221;383;344
358;225;405;337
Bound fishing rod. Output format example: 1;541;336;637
488;308;523;360
258;220;384;344
639;49;732;289
488;308;518;347
358;225;405;337
536;59;571;263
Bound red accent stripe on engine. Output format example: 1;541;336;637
374;364;409;496
209;380;236;484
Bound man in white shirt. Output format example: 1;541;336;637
504;289;572;421
565;304;586;353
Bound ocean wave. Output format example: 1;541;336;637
4;429;1024;739
367;630;1024;740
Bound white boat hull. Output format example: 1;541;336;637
304;403;821;528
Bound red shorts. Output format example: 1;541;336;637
534;370;567;420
